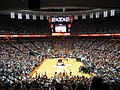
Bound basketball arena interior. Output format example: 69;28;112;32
0;0;120;90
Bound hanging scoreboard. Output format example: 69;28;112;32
48;16;73;36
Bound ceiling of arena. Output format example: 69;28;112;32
0;0;120;15
0;0;120;10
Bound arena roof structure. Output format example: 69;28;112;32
0;0;120;10
0;0;120;16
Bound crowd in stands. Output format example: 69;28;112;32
0;39;44;88
71;14;120;34
0;36;120;90
0;15;51;34
76;37;120;83
0;14;120;35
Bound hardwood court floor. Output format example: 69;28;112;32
32;58;90;78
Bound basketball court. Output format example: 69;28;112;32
32;58;90;78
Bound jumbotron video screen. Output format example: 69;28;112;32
49;16;73;35
55;24;67;33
